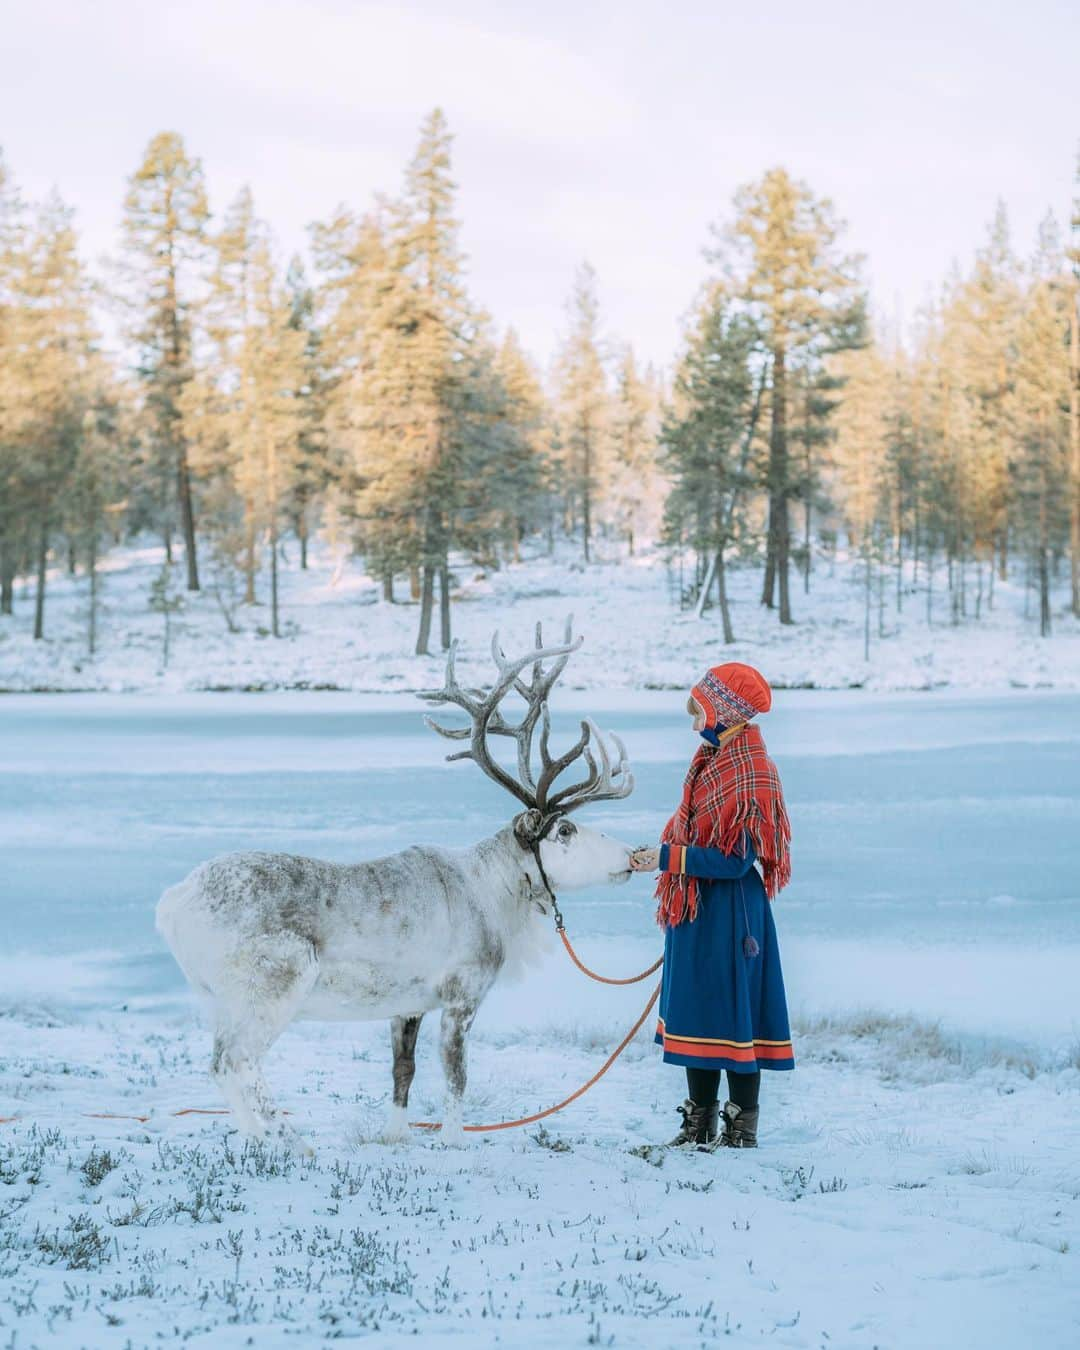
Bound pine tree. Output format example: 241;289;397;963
1068;148;1080;617
607;347;661;557
186;188;307;636
344;109;479;653
830;341;892;658
491;328;551;562
1010;215;1071;637
67;386;129;656
121;131;209;591
553;262;609;562
311;203;395;592
948;204;1020;592
5;192;98;639
713;167;865;624
659;286;762;642
284;256;330;571
0;147;27;616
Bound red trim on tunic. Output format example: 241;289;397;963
655;1018;793;1062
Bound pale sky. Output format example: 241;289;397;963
3;0;1077;372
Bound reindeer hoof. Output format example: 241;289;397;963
436;1120;467;1147
273;1122;315;1158
380;1106;410;1144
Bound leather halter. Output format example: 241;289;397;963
515;812;565;930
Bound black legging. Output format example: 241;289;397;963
686;1066;760;1111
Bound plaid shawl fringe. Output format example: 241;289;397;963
655;724;791;929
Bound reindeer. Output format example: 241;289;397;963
156;620;634;1153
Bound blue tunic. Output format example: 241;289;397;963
654;836;794;1073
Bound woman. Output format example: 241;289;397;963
629;662;793;1150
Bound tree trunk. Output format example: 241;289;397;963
694;552;717;620
877;558;885;638
1070;298;1080;616
270;520;280;638
863;542;871;662
409;565;421;601
415;564;435;655
298;516;309;572
88;531;98;657
803;494;811;595
716;548;735;644
178;445;199;591
777;490;793;624
382;571;394;603
761;496;776;608
34;513;48;641
582;428;592;563
0;532;14;615
772;346;793;623
244;502;256;604
1040;465;1052;638
926;542;934;628
439;554;451;650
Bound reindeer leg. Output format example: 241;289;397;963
385;1013;424;1141
437;1000;478;1146
210;935;320;1156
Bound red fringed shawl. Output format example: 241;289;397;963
655;723;791;928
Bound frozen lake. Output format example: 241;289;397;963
2;689;1079;1049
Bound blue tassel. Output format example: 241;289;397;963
743;935;760;958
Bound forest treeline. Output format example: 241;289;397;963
0;110;1077;659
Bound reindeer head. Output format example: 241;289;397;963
420;618;635;894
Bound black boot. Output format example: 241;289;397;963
666;1098;719;1147
703;1100;758;1150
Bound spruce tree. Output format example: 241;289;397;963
0;148;26;616
492;329;550;562
607;347;660;557
1068;149;1080;617
121;131;209;591
554;263;609;562
713;167;865;624
659;286;761;642
1010;215;1071;637
830;342;892;658
186;188;307;635
345;109;479;653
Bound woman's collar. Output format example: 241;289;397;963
700;721;748;748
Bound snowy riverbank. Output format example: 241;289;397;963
3;539;1080;694
3;687;1079;1346
2;995;1078;1349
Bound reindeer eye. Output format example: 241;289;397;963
557;822;575;841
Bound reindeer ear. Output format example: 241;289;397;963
513;809;544;847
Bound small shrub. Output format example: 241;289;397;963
80;1147;119;1188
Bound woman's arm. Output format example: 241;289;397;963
658;835;756;880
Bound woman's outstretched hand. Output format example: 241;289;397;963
629;846;660;872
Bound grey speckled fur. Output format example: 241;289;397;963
156;816;633;1151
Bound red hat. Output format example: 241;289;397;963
688;662;772;730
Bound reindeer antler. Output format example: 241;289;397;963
419;617;633;822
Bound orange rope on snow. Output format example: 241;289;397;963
409;978;661;1134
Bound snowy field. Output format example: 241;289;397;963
2;538;1080;695
2;690;1079;1347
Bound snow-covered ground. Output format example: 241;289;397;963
2;536;1080;693
3;1004;1078;1349
2;690;1079;1346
